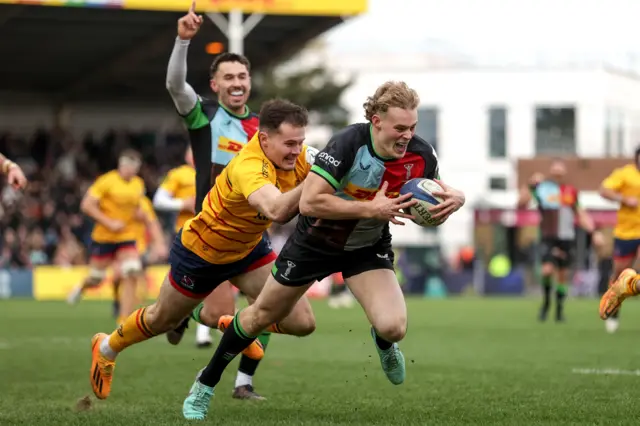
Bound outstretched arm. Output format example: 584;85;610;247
166;37;199;115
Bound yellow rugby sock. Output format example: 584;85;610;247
107;307;158;353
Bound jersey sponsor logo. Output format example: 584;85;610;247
218;136;244;154
359;161;371;171
318;152;341;167
305;146;319;165
255;212;269;221
261;160;269;178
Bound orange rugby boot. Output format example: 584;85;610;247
90;333;116;399
600;268;638;320
218;315;264;361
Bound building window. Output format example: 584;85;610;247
489;176;507;191
535;107;576;155
605;108;627;156
488;107;507;158
417;107;438;154
605;108;613;156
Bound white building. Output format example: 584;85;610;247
324;53;640;255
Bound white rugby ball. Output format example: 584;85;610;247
399;178;444;227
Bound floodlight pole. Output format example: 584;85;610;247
206;9;264;55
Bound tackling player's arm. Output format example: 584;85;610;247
81;175;123;232
237;158;304;224
600;167;637;207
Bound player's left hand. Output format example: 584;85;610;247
6;164;27;190
429;179;465;223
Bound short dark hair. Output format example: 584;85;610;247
119;148;141;162
259;99;309;133
210;53;251;77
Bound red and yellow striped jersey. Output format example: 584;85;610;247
181;134;314;264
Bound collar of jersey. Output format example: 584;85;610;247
368;124;396;162
218;101;250;119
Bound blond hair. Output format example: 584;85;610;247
363;81;420;121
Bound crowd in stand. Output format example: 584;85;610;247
0;127;189;268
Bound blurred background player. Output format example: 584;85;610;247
152;147;208;345
163;1;272;399
0;153;27;191
67;150;149;324
598;146;640;333
112;195;168;321
517;160;603;323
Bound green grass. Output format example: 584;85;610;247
1;297;639;425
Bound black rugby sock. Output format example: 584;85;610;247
237;333;271;379
373;328;393;351
199;314;256;388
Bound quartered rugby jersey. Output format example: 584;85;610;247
297;123;439;251
180;97;259;213
530;180;579;241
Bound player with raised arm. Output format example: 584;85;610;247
0;153;27;190
517;160;603;322
182;81;466;420
599;147;640;324
88;99;317;404
164;1;275;398
67;150;149;324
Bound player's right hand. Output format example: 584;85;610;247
177;0;203;41
368;182;417;226
107;219;125;233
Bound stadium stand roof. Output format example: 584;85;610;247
0;3;353;103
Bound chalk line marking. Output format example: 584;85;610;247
572;367;640;376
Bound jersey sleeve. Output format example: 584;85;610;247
181;97;212;130
310;135;357;190
232;157;274;199
159;169;180;195
602;167;627;191
422;145;440;179
87;173;112;200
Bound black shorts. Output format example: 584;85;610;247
272;236;395;287
540;238;574;269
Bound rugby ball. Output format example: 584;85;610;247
399;178;444;227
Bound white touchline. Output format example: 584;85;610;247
572;367;640;376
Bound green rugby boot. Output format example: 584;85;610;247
370;327;405;385
183;369;215;420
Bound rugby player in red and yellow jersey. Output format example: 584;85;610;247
88;99;317;401
599;147;640;329
111;196;168;323
68;150;148;322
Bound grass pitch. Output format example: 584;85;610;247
0;297;638;425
